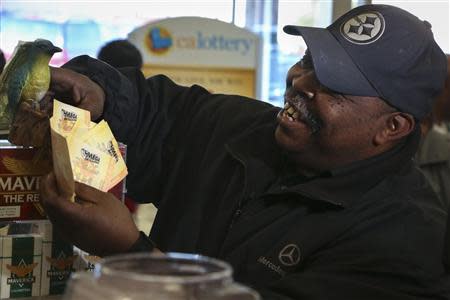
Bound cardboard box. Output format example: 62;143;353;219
0;140;127;221
0;234;42;298
38;221;76;296
0;141;51;221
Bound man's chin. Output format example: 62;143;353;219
274;125;303;153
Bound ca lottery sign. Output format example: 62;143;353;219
129;17;260;98
145;26;253;57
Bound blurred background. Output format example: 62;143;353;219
1;0;448;107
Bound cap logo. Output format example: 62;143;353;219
340;11;385;44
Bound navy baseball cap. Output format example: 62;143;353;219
284;4;447;120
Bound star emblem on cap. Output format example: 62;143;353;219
348;15;378;37
341;11;385;44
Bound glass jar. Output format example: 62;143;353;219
63;252;260;300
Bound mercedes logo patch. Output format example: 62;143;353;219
278;244;301;266
340;11;385;44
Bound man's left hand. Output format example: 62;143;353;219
40;172;140;256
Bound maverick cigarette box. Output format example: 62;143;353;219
0;141;51;221
38;220;76;296
0;140;127;221
0;234;42;298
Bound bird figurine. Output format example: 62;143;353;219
0;39;61;147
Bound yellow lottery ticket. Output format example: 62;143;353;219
52;99;91;137
69;140;115;192
50;101;127;193
67;121;97;150
81;120;128;191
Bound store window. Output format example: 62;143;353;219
372;0;449;53
0;0;334;106
0;1;236;63
269;1;333;106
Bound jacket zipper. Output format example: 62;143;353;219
229;200;242;229
225;144;248;230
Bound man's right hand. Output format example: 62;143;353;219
49;67;105;121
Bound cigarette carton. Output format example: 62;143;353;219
0;234;42;298
0;140;127;221
0;141;51;221
33;220;75;296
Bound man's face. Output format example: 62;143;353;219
275;58;393;173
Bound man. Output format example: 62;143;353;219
40;4;449;299
416;55;450;208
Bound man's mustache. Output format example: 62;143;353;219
284;93;324;134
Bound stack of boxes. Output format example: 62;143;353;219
0;221;102;298
0;141;126;298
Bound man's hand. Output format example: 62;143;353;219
40;172;140;257
49;67;105;121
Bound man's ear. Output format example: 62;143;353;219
374;113;415;146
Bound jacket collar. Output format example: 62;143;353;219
226;122;421;208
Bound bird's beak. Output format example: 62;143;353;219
52;46;62;53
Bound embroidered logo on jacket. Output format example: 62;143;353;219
278;244;301;266
257;243;302;277
257;256;286;277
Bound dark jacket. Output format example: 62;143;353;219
64;56;449;300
